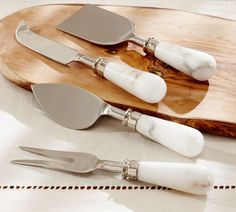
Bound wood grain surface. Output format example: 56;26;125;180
0;4;235;137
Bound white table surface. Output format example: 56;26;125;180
0;1;236;211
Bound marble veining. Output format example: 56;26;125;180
137;162;213;195
154;41;217;81
104;62;167;103
135;114;204;157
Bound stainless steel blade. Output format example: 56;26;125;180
32;83;107;129
57;4;135;45
16;21;80;65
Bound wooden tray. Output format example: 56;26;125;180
0;4;236;137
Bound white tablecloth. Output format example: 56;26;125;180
0;1;236;211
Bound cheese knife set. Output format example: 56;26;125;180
10;5;217;195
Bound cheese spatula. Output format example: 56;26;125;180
57;5;216;81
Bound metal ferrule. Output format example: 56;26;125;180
128;35;159;56
106;106;141;130
143;37;159;55
75;55;107;78
122;159;139;180
93;57;108;77
121;109;141;129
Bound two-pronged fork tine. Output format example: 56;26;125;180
11;159;68;171
18;146;76;161
11;146;103;173
11;146;78;171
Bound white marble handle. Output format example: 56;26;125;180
135;114;204;157
138;162;213;195
154;41;216;81
103;62;167;103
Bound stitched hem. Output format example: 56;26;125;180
0;185;235;191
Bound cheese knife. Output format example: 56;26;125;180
16;21;166;104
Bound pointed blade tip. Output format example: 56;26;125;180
31;84;39;93
19;146;30;151
11;160;22;165
16;20;29;38
31;83;53;94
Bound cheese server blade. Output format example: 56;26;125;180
32;83;106;129
57;5;216;81
16;21;166;104
32;83;205;158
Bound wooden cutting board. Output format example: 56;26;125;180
0;4;236;137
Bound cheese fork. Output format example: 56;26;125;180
11;146;213;195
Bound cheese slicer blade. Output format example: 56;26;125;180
32;83;205;158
